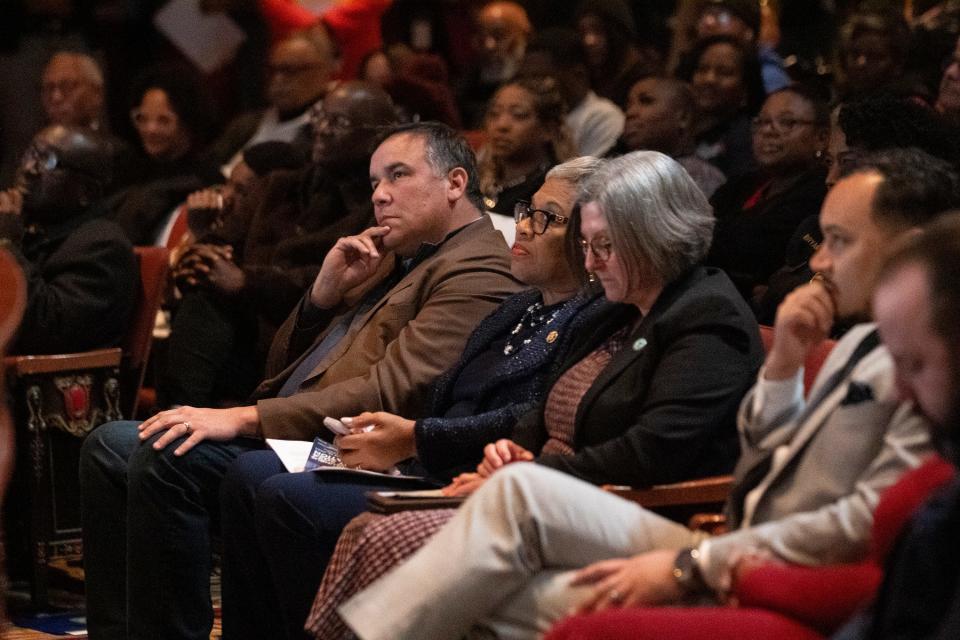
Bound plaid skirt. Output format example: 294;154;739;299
304;508;458;639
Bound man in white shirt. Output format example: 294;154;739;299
520;28;624;158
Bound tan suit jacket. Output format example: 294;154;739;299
252;216;521;440
700;323;932;588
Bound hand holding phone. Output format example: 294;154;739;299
323;416;352;435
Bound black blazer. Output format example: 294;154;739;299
0;208;137;355
707;166;828;301
413;289;608;478
513;266;764;488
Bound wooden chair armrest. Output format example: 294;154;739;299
687;513;727;534
4;348;122;375
602;475;734;508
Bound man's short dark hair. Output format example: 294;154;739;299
378;122;484;210
854;148;960;230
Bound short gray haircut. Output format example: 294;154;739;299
546;156;604;287
579;150;714;285
545;155;603;185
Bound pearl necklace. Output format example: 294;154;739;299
503;302;562;355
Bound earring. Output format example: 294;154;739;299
815;149;824;159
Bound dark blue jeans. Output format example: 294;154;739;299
219;450;431;640
80;420;261;640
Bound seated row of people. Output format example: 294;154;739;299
76;114;960;640
15;33;960;401
326;149;957;640
79;122;522;639
222;149;762;639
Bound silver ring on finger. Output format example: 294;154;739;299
608;589;624;604
183;421;192;435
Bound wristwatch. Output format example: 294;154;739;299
672;547;708;594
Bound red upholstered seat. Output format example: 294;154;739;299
546;607;824;640
549;456;955;640
0;249;26;629
4;246;169;606
758;325;837;395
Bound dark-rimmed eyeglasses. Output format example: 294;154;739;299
513;200;569;235
579;237;613;262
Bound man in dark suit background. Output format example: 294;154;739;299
0;125;136;355
160;81;397;408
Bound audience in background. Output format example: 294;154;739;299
836;10;917;101
679;34;765;178
707;84;829;306
575;0;661;107
358;45;462;127
754;93;960;325
478;76;575;217
827;95;960;190
107;72;221;245
160;82;398;409
612;76;726;198
458;1;532;129
207;29;339;175
0;126;136;355
691;0;790;93
520;28;625;158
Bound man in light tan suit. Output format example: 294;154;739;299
338;148;957;640
79;122;521;640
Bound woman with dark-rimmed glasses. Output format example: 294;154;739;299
706;84;830;310
219;157;614;640
306;150;763;639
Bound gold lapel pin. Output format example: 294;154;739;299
546;331;559;344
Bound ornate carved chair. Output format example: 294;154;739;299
3;246;168;606
0;248;26;624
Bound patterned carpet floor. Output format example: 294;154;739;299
6;561;222;639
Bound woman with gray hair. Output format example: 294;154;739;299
307;151;763;639
224;156;611;639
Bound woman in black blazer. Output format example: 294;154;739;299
306;150;764;639
219;156;613;639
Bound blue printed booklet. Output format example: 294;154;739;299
265;437;423;480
